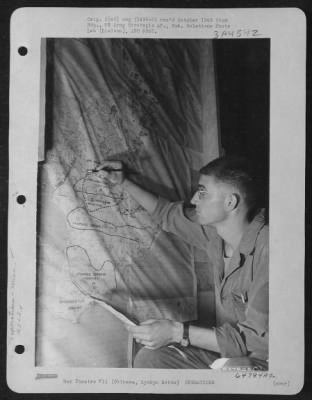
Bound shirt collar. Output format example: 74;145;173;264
238;210;266;256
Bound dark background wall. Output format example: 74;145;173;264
214;39;270;216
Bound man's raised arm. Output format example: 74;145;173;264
94;160;213;249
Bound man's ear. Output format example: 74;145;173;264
227;193;240;211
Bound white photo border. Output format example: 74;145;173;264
8;7;306;394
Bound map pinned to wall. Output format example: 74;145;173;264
36;38;218;366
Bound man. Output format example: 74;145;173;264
95;156;268;370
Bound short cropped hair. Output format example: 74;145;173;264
200;155;261;222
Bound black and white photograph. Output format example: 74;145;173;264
36;37;269;371
6;7;305;394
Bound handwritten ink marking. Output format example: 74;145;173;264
214;29;261;39
35;373;58;380
234;371;276;379
8;250;17;339
16;304;23;336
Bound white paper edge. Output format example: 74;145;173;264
7;7;306;394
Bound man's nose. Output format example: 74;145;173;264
190;192;199;205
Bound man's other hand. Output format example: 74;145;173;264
127;319;183;350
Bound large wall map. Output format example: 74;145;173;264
36;38;218;367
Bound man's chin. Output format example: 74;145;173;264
192;212;213;226
197;215;209;225
198;217;215;226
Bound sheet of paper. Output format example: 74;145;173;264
89;297;137;327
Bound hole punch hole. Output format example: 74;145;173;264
15;345;25;354
18;46;28;56
16;195;26;204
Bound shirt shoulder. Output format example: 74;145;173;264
252;223;269;278
256;224;269;253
